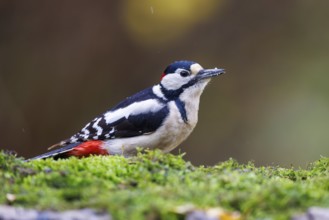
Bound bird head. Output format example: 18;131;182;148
159;61;225;99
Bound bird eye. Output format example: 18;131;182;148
180;70;190;77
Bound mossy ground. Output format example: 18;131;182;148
0;150;328;219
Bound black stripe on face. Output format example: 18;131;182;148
159;77;198;100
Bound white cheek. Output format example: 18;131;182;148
161;74;192;90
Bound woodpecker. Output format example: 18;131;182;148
29;61;225;160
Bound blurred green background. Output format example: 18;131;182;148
1;1;329;167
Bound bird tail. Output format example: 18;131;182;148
26;143;80;161
26;141;109;161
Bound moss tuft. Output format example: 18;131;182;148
0;150;328;219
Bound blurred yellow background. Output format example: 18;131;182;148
1;1;329;167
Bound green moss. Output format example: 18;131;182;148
0;150;328;219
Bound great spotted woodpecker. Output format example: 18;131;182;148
29;61;225;160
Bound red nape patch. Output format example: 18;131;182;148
67;141;109;157
160;72;166;80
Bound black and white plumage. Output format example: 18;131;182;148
29;61;225;160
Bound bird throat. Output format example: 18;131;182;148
159;84;191;124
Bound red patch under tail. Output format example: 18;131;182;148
66;140;109;158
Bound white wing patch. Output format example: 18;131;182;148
92;118;103;135
81;123;90;135
104;99;164;124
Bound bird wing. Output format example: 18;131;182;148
49;86;168;149
63;99;169;145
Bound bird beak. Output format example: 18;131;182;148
197;68;225;80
